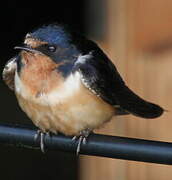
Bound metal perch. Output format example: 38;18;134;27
0;123;172;165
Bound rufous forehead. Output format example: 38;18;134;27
24;37;48;48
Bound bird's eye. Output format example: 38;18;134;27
47;45;56;52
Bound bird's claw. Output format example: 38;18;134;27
72;129;91;155
34;130;50;153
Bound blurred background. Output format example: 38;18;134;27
0;0;172;180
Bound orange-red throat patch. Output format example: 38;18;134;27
20;51;64;95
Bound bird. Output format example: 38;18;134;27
2;24;164;154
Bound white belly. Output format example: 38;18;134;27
14;71;115;135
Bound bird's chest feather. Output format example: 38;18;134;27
15;65;115;135
17;52;63;95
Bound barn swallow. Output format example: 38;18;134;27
2;24;164;154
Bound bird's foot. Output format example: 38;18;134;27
72;129;91;155
34;130;51;153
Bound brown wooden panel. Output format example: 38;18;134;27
132;0;172;51
80;0;172;180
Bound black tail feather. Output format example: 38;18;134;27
115;85;164;119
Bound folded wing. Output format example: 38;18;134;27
74;50;164;118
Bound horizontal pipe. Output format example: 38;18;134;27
0;123;172;165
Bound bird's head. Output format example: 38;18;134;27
15;24;81;76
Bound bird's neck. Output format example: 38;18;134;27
18;52;63;96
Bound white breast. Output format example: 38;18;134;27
15;71;82;106
14;70;115;135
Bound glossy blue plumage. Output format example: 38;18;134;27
31;24;70;48
23;24;164;119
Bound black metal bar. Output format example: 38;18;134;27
0;123;172;165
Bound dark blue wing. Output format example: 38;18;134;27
74;50;163;118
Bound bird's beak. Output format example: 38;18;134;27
14;46;41;54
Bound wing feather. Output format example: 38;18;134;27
2;56;18;90
74;50;163;118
